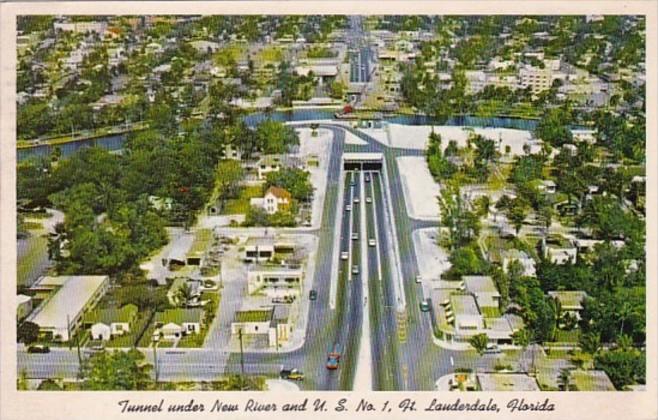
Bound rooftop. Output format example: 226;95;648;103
27;276;109;332
548;291;588;310
234;308;274;323
451;294;481;317
155;308;204;325
477;373;540;391
265;186;292;200
85;304;138;325
571;370;616;391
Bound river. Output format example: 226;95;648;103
18;110;543;162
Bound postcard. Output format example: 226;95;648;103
0;1;656;419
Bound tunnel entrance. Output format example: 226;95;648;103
342;152;383;171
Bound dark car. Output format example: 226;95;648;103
309;290;318;301
420;300;431;312
27;345;50;354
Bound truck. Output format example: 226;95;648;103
326;343;342;370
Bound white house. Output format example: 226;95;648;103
250;186;292;215
231;306;293;348
154;308;204;340
86;304;138;341
501;249;537;277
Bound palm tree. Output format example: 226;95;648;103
173;283;195;307
616;301;634;337
469;333;489;356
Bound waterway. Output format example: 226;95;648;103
18;110;544;162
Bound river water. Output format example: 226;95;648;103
18;110;543;162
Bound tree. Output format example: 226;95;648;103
83;349;153;390
579;332;601;355
254;120;300;154
328;80;346;99
506;198;530;234
512;328;531;349
534;106;573;146
469;333;489;356
173;283;195;307
215;160;244;202
18;321;40;345
594;348;645;390
448;245;487;277
266;168;313;202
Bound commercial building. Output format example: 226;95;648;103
231;306;293;347
247;264;304;296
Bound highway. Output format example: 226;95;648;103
17;124;510;390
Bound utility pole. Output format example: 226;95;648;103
153;340;159;386
67;314;72;351
239;328;245;390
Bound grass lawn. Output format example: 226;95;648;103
222;185;263;215
212;44;246;67
17;233;48;288
137;323;157;348
105;314;152;348
256;46;283;63
553;329;581;343
156;340;176;348
487;162;512;191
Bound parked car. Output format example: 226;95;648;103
341;251;349;260
484;344;502;354
309;290;318;301
280;368;305;381
420;299;431;312
27;345;50;354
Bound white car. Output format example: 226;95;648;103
341;251;349;260
368;239;376;247
345;204;352;212
366;197;372;204
351;232;359;241
415;275;423;284
353;197;360;204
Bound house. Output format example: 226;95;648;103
537;180;557;194
154;308;204;340
463;276;500;309
542;235;577;264
231;306;293;347
17;294;33;321
501;249;537;277
86;304;138;341
26;276;110;342
250;186;293;215
570;370;616;391
256;154;304;180
247;264;304;296
549;291;588;320
222;144;242;161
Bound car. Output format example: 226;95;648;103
353;197;360;204
415;275;423;284
352;265;359;274
350;180;356;187
366;197;372;204
484;344;502;354
341;251;349;260
27;345;50;354
368;238;376;247
280;368;305;381
309;290;317;301
420;300;431;312
365;174;370;182
351;232;359;240
345;204;352;212
326;343;342;370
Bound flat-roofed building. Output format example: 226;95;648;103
247;264;304;296
27;276;110;342
501;249;536;277
477;373;540;391
463;276;501;308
